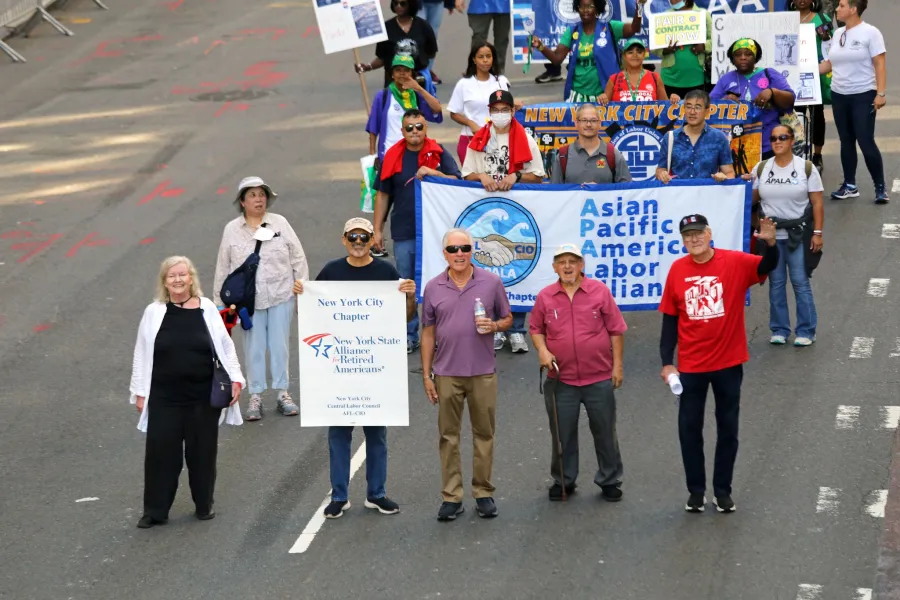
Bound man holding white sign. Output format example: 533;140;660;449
296;217;416;520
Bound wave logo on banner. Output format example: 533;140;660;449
455;198;542;286
610;125;663;181
303;332;334;359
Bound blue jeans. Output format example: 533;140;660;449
831;90;885;187
768;239;817;339
509;312;527;334
422;2;444;72
243;298;293;394
328;426;388;502
393;239;419;344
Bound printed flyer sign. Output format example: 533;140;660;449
712;11;801;85
517;101;763;179
297;281;409;427
794;23;822;106
415;178;751;311
647;10;706;50
313;0;388;55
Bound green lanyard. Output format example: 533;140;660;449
625;69;645;102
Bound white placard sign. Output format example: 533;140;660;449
297;281;409;427
647;10;707;51
712;12;801;88
313;0;388;55
794;23;822;106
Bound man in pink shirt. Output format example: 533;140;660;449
529;243;628;502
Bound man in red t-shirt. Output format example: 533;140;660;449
659;214;778;514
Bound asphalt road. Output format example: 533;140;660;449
1;1;899;599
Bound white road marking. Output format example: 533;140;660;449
289;443;367;554
850;337;875;358
856;588;873;600
75;497;99;503
880;407;900;430
867;278;891;297
796;583;824;600
865;490;888;518
891;338;900;358
893;179;900;194
836;405;860;430
883;224;900;239
816;487;841;515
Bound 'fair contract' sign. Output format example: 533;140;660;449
297;281;409;427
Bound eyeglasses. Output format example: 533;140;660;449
345;233;371;243
839;30;847;47
577;4;596;12
684;104;706;113
490;109;512;115
577;118;599;125
445;244;472;254
769;134;793;143
681;231;705;240
404;123;425;132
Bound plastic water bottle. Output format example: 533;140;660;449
474;298;490;334
667;373;683;396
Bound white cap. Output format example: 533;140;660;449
553;243;583;259
235;176;277;204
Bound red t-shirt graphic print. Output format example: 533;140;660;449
659;250;762;373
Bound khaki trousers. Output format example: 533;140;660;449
435;373;498;502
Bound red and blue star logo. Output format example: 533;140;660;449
303;333;333;358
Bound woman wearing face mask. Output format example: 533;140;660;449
819;0;888;204
531;0;647;103
606;38;679;103
659;0;712;98
711;38;796;159
354;0;438;89
790;0;833;173
751;125;824;347
448;43;513;164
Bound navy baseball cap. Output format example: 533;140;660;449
679;214;709;233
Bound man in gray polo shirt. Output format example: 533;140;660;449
421;228;512;522
550;103;632;185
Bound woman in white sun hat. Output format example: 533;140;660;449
213;176;309;421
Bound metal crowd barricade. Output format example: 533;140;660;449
0;0;108;63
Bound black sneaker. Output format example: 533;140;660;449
548;482;576;501
195;510;216;521
535;71;563;84
365;496;400;515
475;497;498;518
875;184;889;205
811;153;823;173
684;493;706;513
714;495;736;513
437;501;464;521
323;500;351;519
600;485;623;502
136;515;167;529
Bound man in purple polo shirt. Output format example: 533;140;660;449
421;228;512;521
530;243;628;503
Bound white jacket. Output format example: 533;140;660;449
129;297;245;432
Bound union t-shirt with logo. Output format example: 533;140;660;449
658;249;762;373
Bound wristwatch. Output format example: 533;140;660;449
515;171;523;182
877;92;886;97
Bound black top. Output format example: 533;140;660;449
375;17;438;87
316;257;401;281
151;304;214;404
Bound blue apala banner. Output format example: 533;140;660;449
512;0;789;64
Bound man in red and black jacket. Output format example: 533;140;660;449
659;213;778;515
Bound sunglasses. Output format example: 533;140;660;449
345;233;371;243
404;123;425;132
769;134;794;143
839;30;847;47
445;244;472;254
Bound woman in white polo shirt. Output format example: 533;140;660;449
447;42;511;164
818;0;888;204
752;125;824;347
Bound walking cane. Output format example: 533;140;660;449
540;360;567;501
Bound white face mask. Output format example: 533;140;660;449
491;112;512;128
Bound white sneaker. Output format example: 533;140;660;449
509;332;529;353
493;332;506;351
793;337;815;347
769;335;786;345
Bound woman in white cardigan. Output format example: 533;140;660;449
130;256;245;529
